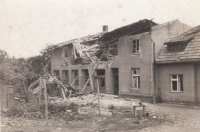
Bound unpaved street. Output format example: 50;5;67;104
142;103;200;132
1;103;200;132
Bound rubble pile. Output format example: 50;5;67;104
69;94;140;108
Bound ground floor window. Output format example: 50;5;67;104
171;75;183;92
96;70;105;87
62;70;69;84
131;68;140;89
72;70;79;86
82;69;90;86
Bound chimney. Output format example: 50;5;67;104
103;25;108;32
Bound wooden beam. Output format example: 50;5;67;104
85;52;95;63
22;81;28;103
97;79;101;117
82;50;106;92
88;67;94;91
39;77;42;107
71;75;78;86
44;79;48;126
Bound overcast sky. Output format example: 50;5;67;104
1;0;200;58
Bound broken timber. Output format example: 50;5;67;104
82;49;106;92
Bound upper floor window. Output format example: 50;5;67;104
168;43;186;52
65;46;68;57
132;39;140;53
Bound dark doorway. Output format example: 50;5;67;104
112;68;119;95
95;69;106;93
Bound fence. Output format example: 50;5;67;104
0;85;14;110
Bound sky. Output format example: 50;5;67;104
0;0;200;58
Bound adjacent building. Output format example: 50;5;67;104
156;26;200;103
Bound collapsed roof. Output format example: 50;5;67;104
157;25;200;63
46;19;157;63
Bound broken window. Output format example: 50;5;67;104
65;46;68;57
96;70;105;87
72;70;79;86
132;39;140;53
62;70;69;84
171;75;183;92
131;68;140;89
168;43;187;52
53;70;60;79
82;69;90;86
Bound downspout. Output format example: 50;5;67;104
150;28;156;100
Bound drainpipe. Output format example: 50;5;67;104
150;29;156;101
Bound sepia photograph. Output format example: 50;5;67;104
0;0;200;131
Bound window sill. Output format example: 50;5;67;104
131;53;141;56
131;88;140;90
170;91;183;93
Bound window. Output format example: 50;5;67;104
65;46;68;57
96;70;105;87
53;70;60;79
171;75;183;92
82;69;90;86
72;70;79;86
131;68;140;89
62;70;69;84
132;39;140;53
168;43;186;52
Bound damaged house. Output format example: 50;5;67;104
47;19;190;101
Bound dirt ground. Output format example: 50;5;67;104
1;103;200;132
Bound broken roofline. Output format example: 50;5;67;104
45;19;157;51
46;32;105;51
98;19;158;46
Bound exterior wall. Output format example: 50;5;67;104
111;33;153;97
156;63;195;103
50;48;63;70
151;19;191;59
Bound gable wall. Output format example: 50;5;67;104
151;20;191;59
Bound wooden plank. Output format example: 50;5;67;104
82;50;106;92
73;45;77;59
39;77;42;106
71;75;78;86
88;68;94;91
44;79;48;126
85;52;95;63
97;79;101;117
22;81;28;102
60;86;67;100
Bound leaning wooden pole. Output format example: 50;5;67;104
39;77;42;107
82;50;106;92
97;79;101;117
43;79;48;126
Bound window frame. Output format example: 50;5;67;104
168;43;186;52
82;69;90;86
170;74;183;92
62;70;69;84
131;68;140;89
72;70;79;86
132;39;140;54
